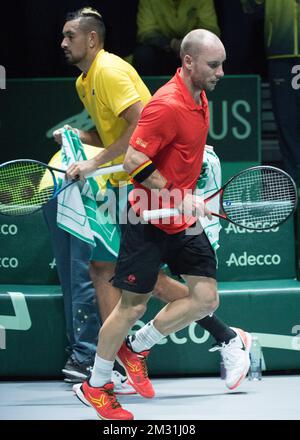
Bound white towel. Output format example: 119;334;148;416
196;146;222;252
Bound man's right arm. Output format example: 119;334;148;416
124;146;211;219
124;145;168;190
78;129;103;148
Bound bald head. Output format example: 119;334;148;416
180;29;224;60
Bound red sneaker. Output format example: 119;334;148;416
116;340;155;398
73;381;134;420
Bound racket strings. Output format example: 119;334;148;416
0;162;55;216
222;168;296;228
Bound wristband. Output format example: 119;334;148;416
129;160;156;183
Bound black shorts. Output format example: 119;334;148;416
113;213;217;294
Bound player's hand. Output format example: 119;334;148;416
53;125;80;144
178;192;212;219
66;158;98;181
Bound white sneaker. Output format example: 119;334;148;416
209;327;252;390
112;370;137;395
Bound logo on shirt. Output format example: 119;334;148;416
136;137;148;148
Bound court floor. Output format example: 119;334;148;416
0;374;299;420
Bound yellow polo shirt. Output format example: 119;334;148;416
76;49;151;186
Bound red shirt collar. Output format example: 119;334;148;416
174;68;207;112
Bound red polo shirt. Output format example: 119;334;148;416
129;68;210;234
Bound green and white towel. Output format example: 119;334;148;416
57;129;119;257
196;146;222;252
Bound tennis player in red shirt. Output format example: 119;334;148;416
74;29;237;420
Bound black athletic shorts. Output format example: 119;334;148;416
113;209;217;294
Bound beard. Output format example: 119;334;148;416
63;51;82;65
191;72;219;92
206;81;217;91
200;80;218;92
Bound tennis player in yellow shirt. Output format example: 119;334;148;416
56;7;151;324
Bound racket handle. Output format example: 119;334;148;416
86;164;124;178
143;208;180;221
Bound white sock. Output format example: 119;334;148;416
130;320;165;352
89;355;114;387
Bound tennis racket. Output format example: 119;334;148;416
142;166;298;231
0;159;123;216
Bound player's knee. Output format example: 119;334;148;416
202;290;219;315
194;287;219;317
122;302;147;324
90;260;115;281
152;275;166;300
206;294;219;315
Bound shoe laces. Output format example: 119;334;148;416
209;340;238;368
103;387;121;410
137;354;148;378
126;338;149;379
209;342;224;353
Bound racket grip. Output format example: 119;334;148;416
143;208;180;221
87;164;124;177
